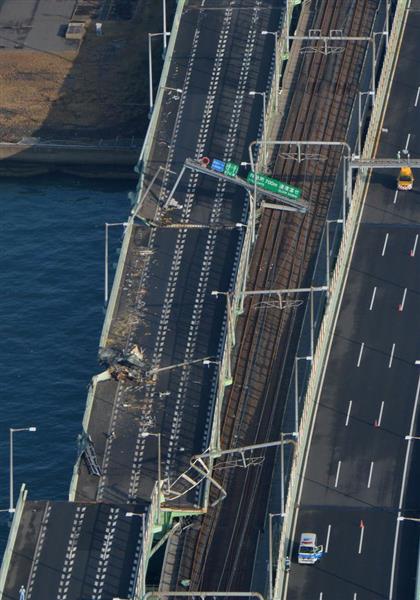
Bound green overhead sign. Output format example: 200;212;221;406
224;162;239;177
247;171;302;200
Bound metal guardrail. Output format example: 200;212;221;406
0;485;27;598
273;2;411;598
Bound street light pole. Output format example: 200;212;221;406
9;427;36;514
268;512;283;600
294;356;312;435
162;0;167;52
358;91;374;157
326;219;343;292
249;91;267;170
148;32;170;114
262;31;279;112
125;511;146;597
141;432;162;524
105;222;127;306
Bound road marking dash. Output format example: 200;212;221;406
369;287;377;311
415;86;420;107
325;524;332;553
405;133;411;149
358;523;365;554
393;190;398;204
345;400;353;426
399;288;407;312
357;342;365;367
334;461;342;488
389;343;396;368
382;233;389;256
378;401;384;427
411;234;418;257
367;461;374;488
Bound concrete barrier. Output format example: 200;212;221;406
0;485;28;598
273;2;410;598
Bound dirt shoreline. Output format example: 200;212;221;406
0;0;174;177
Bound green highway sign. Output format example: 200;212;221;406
224;161;239;177
247;171;302;200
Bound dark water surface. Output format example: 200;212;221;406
0;175;131;552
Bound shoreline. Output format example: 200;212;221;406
0;141;140;179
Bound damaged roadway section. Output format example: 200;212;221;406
73;0;284;511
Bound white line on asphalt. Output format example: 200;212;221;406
400;288;407;311
389;375;420;599
319;594;323;600
357;342;365;367
353;594;358;600
358;525;365;554
345;400;353;426
389;343;396;368
369;286;377;310
382;233;389;256
325;524;332;553
415;86;420;107
393;190;398;204
334;461;342;488
411;234;418;257
378;401;385;427
367;461;374;488
405;133;411;149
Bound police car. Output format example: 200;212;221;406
298;532;323;564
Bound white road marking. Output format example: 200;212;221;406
325;524;332;553
415;86;420;107
389;375;420;598
334;461;342;488
399;288;407;311
358;524;365;554
388;343;396;368
369;286;377;310
411;234;418;257
353;594;358;600
345;400;353;426
319;594;323;600
393;190;398;204
357;342;365;367
381;233;389;256
405;133;411;149
367;461;374;488
378;401;385;427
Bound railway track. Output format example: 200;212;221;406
171;0;382;591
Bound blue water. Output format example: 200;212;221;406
0;176;131;552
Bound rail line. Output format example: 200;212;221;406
176;0;380;590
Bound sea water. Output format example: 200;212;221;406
0;175;132;552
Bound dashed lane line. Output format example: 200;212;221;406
345;400;352;426
357;342;365;368
381;233;389;256
388;343;396;368
369;286;377;310
334;461;342;488
367;461;374;488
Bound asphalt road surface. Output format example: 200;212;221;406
2;500;146;600
285;3;420;599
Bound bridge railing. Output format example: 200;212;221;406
0;485;27;598
273;2;410;597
